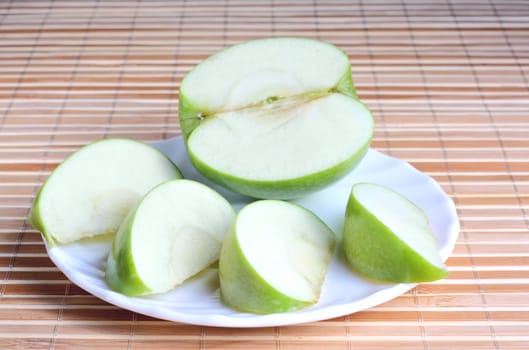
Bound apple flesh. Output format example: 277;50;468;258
219;200;336;314
343;183;448;283
106;179;235;296
179;38;374;199
28;138;182;245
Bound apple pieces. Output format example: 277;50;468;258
106;179;235;296
28;138;182;245
179;38;374;199
343;183;448;283
219;200;336;314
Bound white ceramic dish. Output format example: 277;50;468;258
45;136;459;328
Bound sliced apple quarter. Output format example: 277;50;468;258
343;183;448;283
28;138;182;245
106;179;235;296
180;38;374;199
219;200;336;314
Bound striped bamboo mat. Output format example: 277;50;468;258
1;0;528;349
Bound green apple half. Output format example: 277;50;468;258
28;138;182;246
343;183;448;283
106;179;235;296
219;200;336;314
179;37;374;199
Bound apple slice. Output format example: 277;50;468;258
28;138;182;245
343;183;448;283
106;179;235;296
219;200;336;314
179;37;374;199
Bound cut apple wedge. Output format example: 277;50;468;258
106;179;235;296
219;200;336;314
343;183;448;283
28;138;182;245
179;38;374;199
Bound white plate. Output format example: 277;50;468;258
45;136;459;328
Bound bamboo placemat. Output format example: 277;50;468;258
1;0;528;349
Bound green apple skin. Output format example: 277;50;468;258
178;92;203;141
27;138;182;248
178;38;357;139
219;223;310;314
105;206;151;296
343;187;449;283
187;134;371;200
27;194;48;243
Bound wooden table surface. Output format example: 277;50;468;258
1;0;528;349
